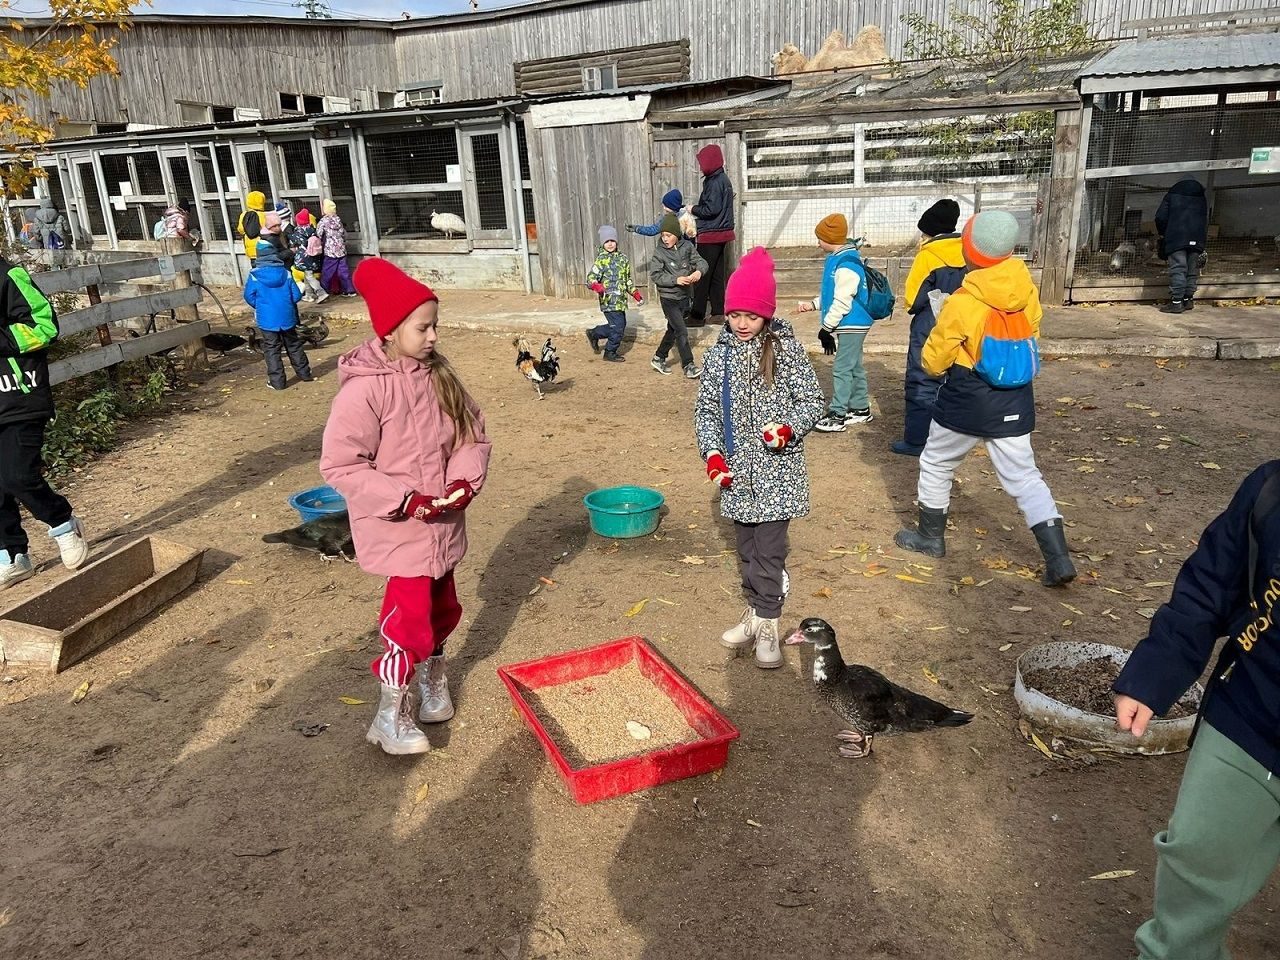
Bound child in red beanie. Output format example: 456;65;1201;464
694;247;825;667
320;258;492;756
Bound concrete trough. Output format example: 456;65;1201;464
0;536;205;673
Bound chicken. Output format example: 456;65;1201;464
514;336;559;399
431;210;467;239
262;511;355;562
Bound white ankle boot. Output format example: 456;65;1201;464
0;551;34;590
754;617;783;669
414;655;455;723
48;517;89;570
366;683;431;755
721;607;761;651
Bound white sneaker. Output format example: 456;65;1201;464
844;408;874;424
754;617;784;669
48;518;89;570
651;357;671;376
0;552;34;590
415;655;455;723
366;683;431;755
720;607;760;651
814;415;848;433
316;291;330;304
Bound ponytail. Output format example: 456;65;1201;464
426;352;479;449
757;328;780;388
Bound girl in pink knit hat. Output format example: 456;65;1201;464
693;247;826;667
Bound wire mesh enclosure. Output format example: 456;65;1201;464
743;113;1053;255
365;128;466;239
1073;86;1280;289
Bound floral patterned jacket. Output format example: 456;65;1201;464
317;214;347;258
693;319;826;523
585;247;637;312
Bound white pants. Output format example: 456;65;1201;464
917;422;1060;529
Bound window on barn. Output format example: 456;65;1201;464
404;86;444;106
582;64;617;93
303;95;325;114
177;101;212;125
365;127;463;240
378;91;398;109
279;92;302;114
211;106;237;123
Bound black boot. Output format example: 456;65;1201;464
1032;518;1077;586
894;506;947;558
1159;300;1184;314
602;350;625;362
1184;296;1194;312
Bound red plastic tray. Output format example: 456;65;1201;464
498;636;739;804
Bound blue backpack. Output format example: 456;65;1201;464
858;262;896;320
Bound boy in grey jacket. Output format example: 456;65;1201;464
649;214;708;379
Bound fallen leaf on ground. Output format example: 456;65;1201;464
1199;462;1221;470
1137;608;1158;619
226;579;254;586
864;563;889;577
746;819;763;828
338;696;367;705
1029;731;1057;760
539;577;556;587
812;586;834;599
1089;869;1138;881
71;680;92;704
922;664;941;684
998;643;1013;652
624;599;649;617
896;573;930;584
414;783;430;804
1010;605;1032;612
679;555;706;565
251;678;275;694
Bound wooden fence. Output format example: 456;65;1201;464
31;253;210;385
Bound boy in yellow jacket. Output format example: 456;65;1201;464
236;191;267;261
894;199;966;456
894;210;1075;587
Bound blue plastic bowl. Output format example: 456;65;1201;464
583;486;665;539
289;484;347;523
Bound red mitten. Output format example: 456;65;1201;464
631;289;644;304
589;282;605;294
762;423;793;450
403;491;444;522
438;479;474;512
706;452;733;488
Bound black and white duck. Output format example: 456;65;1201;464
262;511;355;562
785;617;973;758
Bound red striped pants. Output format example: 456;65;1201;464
373;572;463;687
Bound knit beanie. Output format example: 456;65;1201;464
296;208;311;226
724;246;776;319
322;198;337;216
262;212;282;234
962;211;1019;268
815;213;848;246
598;225;618;244
661;188;683;211
353;258;439;338
659;213;681;237
917;198;960;237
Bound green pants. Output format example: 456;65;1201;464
1136;721;1280;960
829;330;869;415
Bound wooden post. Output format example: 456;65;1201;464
161;237;208;371
86;283;118;385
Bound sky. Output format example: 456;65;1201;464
9;0;544;19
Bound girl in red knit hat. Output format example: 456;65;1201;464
693;247;826;667
320;258;492;755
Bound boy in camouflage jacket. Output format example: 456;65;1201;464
585;225;642;362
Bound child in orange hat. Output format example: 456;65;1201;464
320;258;492;756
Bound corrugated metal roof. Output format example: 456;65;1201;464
1081;32;1280;78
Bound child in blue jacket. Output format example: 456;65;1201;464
244;216;312;390
626;189;689;238
1113;460;1280;959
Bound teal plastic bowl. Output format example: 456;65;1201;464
583;486;665;539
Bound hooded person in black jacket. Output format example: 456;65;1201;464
1154;178;1208;314
1113;460;1280;959
0;256;90;589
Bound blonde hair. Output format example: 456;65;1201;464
425;352;479;449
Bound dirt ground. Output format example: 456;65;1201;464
1;315;1278;960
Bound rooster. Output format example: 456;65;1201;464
514;336;559;399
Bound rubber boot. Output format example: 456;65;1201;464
366;683;431;755
1032;518;1077;587
754;617;783;669
415;654;455;723
894;506;947;558
721;607;760;651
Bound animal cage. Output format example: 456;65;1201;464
1069;85;1280;299
742;113;1053;256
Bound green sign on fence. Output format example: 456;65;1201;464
1249;147;1280;174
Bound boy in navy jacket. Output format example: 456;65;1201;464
1113;459;1280;959
245;217;311;390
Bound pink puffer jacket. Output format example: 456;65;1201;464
320;339;491;579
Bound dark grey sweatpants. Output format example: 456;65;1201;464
734;519;789;619
1168;249;1200;302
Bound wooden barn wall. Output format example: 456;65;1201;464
525;119;653;299
22;23;397;128
393;0;1280;100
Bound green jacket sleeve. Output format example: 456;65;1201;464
1;262;58;358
